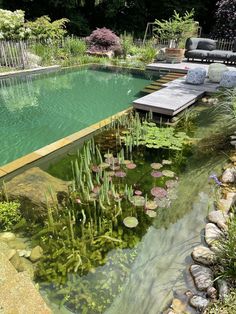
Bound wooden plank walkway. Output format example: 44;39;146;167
133;86;205;116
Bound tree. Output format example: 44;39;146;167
213;0;236;39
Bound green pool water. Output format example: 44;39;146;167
0;65;154;166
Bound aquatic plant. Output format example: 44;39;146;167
151;171;163;178
151;162;163;169
209;173;222;186
151;187;167;198
123;216;139;228
120;113;190;151
162;170;175;178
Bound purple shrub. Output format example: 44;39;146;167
86;27;121;53
213;0;236;39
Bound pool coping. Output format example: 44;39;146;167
0;65;61;79
0;107;133;179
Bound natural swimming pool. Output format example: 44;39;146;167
0;65;156;167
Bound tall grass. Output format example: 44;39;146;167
214;211;236;281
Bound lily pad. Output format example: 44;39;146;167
162;170;175;178
131;196;145;206
126;163;137;169
99;162;110;169
151;171;163;178
104;153;113;158
150;163;163;170
162;159;172;165
151;187;167;198
123;217;139;228
146;210;157;218
145;200;157;210
114;171;126;178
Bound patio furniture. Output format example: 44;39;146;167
185;67;206;85
185;38;236;63
208;63;229;83
220;71;236;88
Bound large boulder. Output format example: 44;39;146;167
26;52;42;68
5;167;70;221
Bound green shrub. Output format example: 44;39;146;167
0;201;21;231
63;38;87;56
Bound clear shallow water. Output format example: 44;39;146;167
0;66;153;166
38;104;228;314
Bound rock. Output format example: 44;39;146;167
192;246;216;265
207;286;217;299
208;210;228;230
0;232;16;242
217;279;229;300
8;239;27;250
18;249;31;258
190;264;213;291
221;168;236;183
30;246;43;262
19;257;35;280
26;52;42;68
5;167;70;221
156;48;166;61
189;295;209;311
0;242;16;260
205;223;223;246
171;298;186;313
9;252;22;271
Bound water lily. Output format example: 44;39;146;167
134;190;142;196
162;170;175;178
162;159;172;165
146;210;157;218
150;162;163;169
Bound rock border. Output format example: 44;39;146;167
165;151;236;313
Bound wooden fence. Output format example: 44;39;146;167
0;41;29;69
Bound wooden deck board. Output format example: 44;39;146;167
134;86;205;116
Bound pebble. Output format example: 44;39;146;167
189;295;209;310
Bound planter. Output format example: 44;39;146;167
165;48;185;63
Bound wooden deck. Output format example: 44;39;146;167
133;63;225;116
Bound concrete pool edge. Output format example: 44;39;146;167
0;65;61;79
0;107;133;179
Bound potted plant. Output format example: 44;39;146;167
154;9;198;63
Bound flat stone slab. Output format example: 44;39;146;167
133;85;204;116
190;264;213;291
